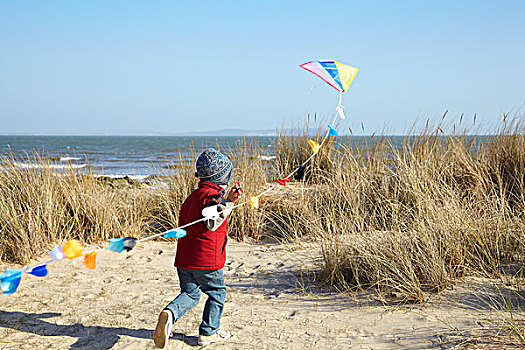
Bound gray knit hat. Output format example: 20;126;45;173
195;148;233;185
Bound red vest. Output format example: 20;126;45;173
174;181;228;270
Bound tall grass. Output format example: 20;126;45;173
1;119;525;308
313;120;525;302
0;155;152;262
0;141;272;263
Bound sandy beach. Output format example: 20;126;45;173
2;0;525;348
0;240;516;349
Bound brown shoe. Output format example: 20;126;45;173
153;310;173;349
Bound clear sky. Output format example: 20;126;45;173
0;0;524;135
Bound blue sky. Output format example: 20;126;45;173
0;0;524;135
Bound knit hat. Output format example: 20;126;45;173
195;148;233;185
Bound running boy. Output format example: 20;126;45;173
154;148;240;348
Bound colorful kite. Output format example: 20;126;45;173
300;60;359;120
300;61;358;93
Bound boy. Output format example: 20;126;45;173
154;148;240;348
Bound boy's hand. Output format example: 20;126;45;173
227;183;242;202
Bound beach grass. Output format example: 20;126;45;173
0;154;153;263
1;119;525;307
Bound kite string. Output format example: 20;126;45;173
228;108;340;212
285;111;339;180
137;217;208;243
140;91;343;228
67;88;343;249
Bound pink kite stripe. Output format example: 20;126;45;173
300;61;343;92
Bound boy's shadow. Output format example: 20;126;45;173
0;310;198;349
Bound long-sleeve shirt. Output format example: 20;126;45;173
174;181;231;270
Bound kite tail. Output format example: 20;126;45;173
336;91;345;120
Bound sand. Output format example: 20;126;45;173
0;240;518;349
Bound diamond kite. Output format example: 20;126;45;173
300;61;358;92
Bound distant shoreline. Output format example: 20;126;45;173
0;133;496;137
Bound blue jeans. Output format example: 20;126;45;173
164;268;226;336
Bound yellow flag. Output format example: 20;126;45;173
249;196;259;209
62;239;84;259
308;140;321;154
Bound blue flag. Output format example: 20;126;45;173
0;269;22;295
164;228;187;239
327;124;338;136
28;265;48;277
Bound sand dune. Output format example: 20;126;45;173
0;241;515;349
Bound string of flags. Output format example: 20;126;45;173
0;60;358;296
0;232;186;295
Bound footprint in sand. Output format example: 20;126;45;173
141;256;152;263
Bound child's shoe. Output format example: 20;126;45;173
198;330;231;346
153;309;174;349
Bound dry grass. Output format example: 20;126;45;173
0;155;153;263
2;118;525;345
313;121;525;302
0;141;273;263
1;119;525;309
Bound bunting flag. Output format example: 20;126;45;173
249;196;259;209
28;265;48;277
327;124;338;136
202;205;220;220
62;240;84;259
107;237;138;253
107;238;126;253
294;165;306;180
336;105;345;120
84;252;97;270
122;238;137;251
273;178;290;186
49;246;65;261
163;228;187;239
0;269;22;295
308;140;321;154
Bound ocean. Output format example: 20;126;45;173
0;135;487;179
0;135;277;179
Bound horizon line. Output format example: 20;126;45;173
0;133;497;137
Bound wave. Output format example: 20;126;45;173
14;162;87;170
60;156;82;162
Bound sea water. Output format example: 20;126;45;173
1;135;483;179
0;135;277;178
